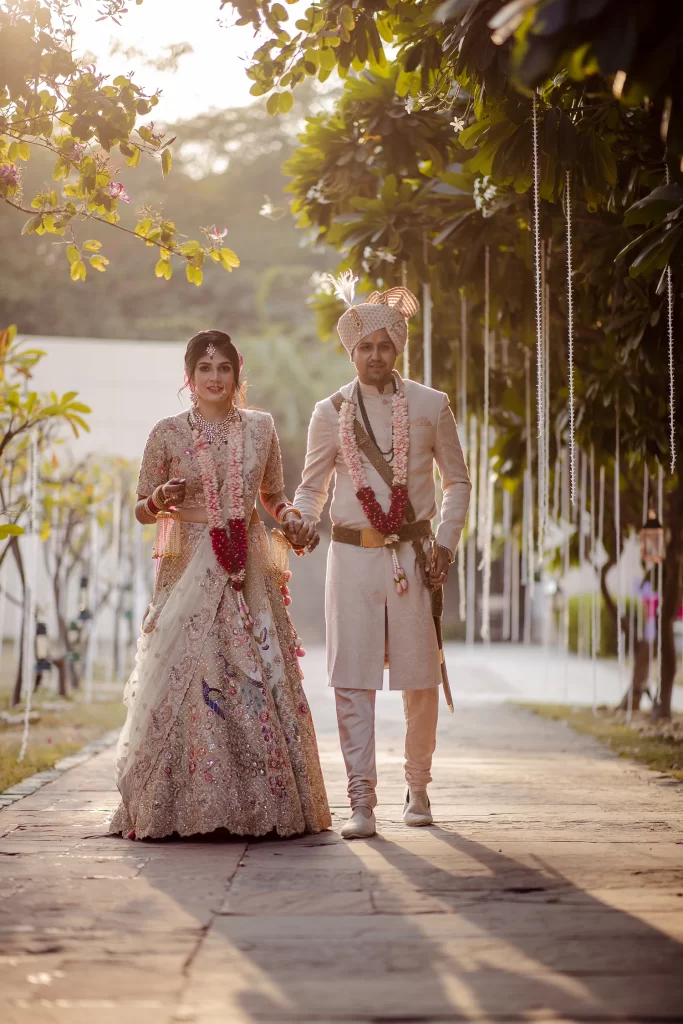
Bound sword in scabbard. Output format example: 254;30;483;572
430;541;454;713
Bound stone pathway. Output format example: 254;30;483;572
1;679;683;1024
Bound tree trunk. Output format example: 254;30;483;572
12;614;24;707
652;473;683;721
9;535;25;707
52;574;69;698
618;638;652;711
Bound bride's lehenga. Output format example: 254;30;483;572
109;408;331;839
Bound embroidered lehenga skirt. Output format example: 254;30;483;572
109;520;331;840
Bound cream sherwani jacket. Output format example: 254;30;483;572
294;374;471;691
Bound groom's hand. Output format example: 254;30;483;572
429;545;451;588
283;516;320;553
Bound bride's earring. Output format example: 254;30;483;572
190;384;198;407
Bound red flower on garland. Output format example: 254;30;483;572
356;483;409;536
209;518;247;577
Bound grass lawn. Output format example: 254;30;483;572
0;700;125;793
523;704;683;781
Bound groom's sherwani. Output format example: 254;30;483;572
295;372;470;809
294;373;471;691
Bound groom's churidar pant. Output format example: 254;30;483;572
335;687;439;809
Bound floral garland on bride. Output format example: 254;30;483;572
192;412;253;627
339;379;410;594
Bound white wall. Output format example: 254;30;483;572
23;335;191;459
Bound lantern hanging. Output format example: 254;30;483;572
34;621;51;673
639;508;665;565
78;574;91;622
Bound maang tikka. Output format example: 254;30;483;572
205;342;216;357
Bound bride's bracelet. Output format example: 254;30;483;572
275;501;301;525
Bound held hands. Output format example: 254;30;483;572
161;478;186;507
282;514;320;553
429;544;451;589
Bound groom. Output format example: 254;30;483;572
286;278;471;839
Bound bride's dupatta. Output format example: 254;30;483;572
114;412;270;822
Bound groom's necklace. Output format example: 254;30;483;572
356;377;397;462
190;406;237;445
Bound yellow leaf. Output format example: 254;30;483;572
83;239;102;251
89;255;109;271
70;260;86;282
340;4;355;30
161;148;172;177
219;247;241;270
278;90;294;113
66;245;79;263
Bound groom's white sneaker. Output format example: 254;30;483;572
403;788;433;827
340;805;376;839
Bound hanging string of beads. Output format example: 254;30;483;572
402;261;410;380
565;169;577;505
614;398;625;684
665;164;676;473
589;445;598;714
532;95;545;502
538;240;546;559
481;471;495;643
656;462;664;705
466;414;478;646
457;292;468;623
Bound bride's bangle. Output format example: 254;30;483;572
276;502;301;525
152;484;171;510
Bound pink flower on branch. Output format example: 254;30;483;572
105;181;131;203
208;225;228;241
0;164;20;186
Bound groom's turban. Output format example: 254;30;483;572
326;272;420;358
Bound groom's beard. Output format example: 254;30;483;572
361;363;394;388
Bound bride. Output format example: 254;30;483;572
109;329;331;840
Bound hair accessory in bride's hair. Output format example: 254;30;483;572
205;342;217;357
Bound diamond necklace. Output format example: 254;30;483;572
189;406;238;445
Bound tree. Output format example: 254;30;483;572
0;324;93;702
0;0;239;282
0;85;334;339
224;0;682;716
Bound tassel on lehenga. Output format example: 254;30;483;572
152;511;182;559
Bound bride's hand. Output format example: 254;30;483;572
162;477;186;506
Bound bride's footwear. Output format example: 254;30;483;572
126;829;136;840
340;806;376;840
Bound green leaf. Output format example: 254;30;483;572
266;93;280;116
